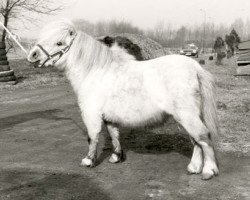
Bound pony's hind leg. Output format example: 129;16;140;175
175;111;219;180
187;138;203;174
106;123;124;163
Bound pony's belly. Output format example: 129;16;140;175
104;110;165;127
103;99;165;127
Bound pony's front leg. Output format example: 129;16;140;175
81;115;102;168
106;123;124;163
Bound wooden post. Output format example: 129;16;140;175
0;41;16;83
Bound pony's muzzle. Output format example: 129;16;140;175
27;49;42;68
28;49;40;61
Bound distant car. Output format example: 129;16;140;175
180;45;199;57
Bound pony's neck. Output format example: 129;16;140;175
64;31;134;93
66;32;113;74
63;32;114;93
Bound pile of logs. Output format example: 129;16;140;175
236;65;250;76
0;42;16;82
236;41;250;76
237;49;250;66
237;40;250;66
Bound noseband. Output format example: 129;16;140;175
36;34;77;67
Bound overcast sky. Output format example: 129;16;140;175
18;0;250;38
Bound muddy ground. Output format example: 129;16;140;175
0;58;249;200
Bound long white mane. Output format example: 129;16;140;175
67;32;135;73
37;19;136;74
38;19;75;43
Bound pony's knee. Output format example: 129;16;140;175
187;124;212;146
199;132;212;144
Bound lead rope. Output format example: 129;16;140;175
0;21;28;55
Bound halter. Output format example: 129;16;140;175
36;34;77;67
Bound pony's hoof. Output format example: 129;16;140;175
80;157;95;167
201;166;219;180
202;172;214;180
109;153;120;163
187;163;202;174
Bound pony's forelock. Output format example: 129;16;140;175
38;19;75;42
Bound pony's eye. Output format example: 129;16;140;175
57;42;63;46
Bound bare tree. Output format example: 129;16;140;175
0;0;62;42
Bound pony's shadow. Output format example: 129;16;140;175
1;109;192;168
97;118;193;166
0;109;65;130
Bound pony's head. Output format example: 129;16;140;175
27;19;77;70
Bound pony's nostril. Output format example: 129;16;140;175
33;52;37;58
28;50;40;64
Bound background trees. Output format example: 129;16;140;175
74;19;143;37
1;1;249;50
73;17;250;49
0;0;62;42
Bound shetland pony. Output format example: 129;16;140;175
27;19;219;180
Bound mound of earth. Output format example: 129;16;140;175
98;33;167;61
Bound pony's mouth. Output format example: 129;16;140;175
29;60;54;68
28;60;41;68
29;60;45;68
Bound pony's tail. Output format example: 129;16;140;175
197;67;219;137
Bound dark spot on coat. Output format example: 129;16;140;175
98;36;144;61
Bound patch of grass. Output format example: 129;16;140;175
204;57;250;155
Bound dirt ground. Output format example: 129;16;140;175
0;57;249;200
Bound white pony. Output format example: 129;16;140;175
27;19;219;180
